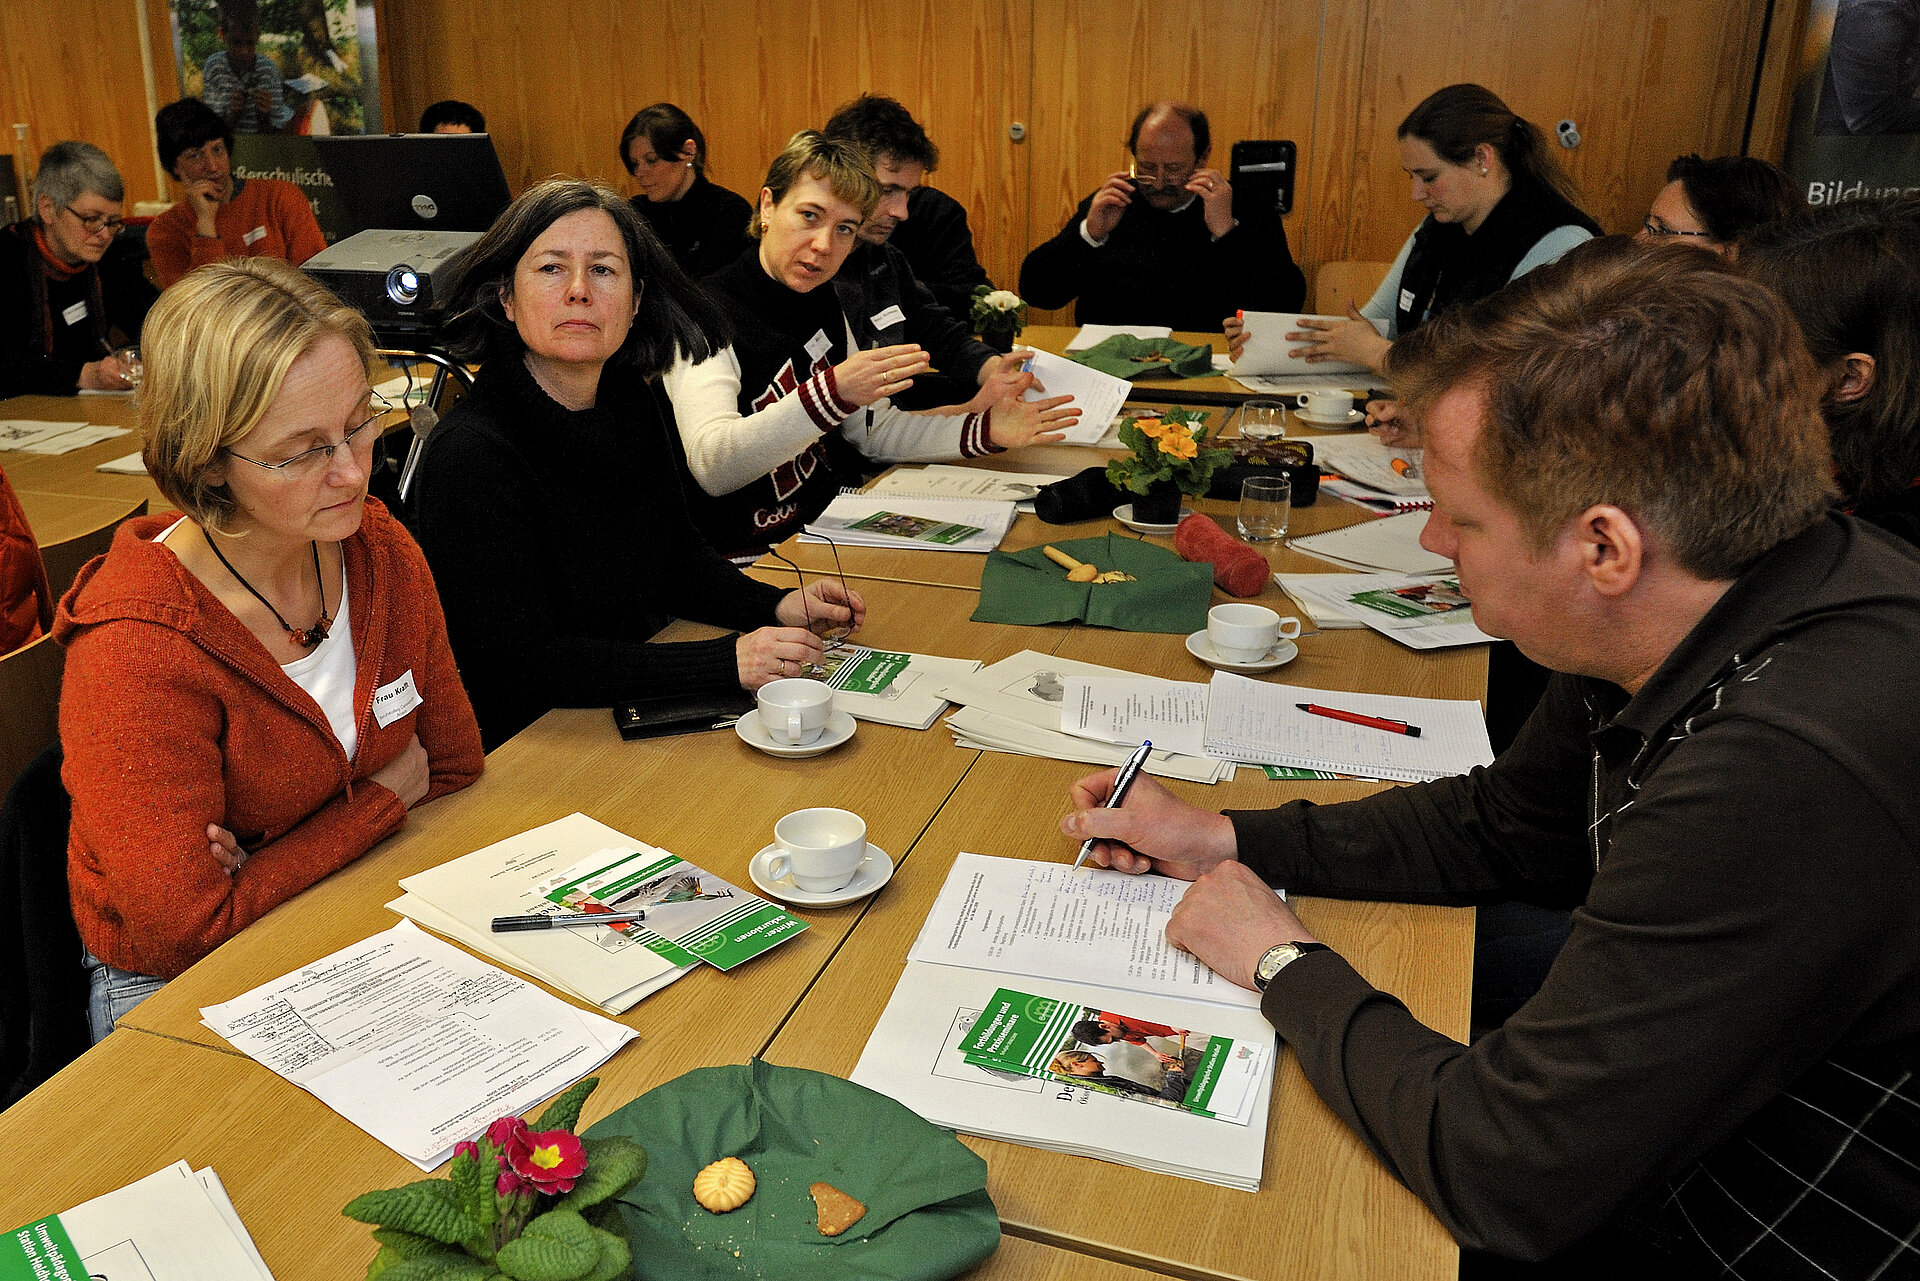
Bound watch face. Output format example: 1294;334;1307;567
1255;943;1299;989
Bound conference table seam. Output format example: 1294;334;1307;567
121;1024;250;1058
999;1220;1246;1281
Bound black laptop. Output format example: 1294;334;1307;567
308;134;512;235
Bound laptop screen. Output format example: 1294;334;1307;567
308;134;512;236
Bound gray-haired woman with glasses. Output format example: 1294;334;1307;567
0;140;156;397
54;258;483;1041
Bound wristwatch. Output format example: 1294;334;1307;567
1253;940;1330;992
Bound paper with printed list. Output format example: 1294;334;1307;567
1059;674;1210;758
199;919;636;1171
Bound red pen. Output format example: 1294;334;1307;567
1295;702;1422;738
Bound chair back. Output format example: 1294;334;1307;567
38;497;146;602
0;743;86;1106
0;633;64;808
1313;260;1393;317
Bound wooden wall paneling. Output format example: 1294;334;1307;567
1747;0;1813;164
1300;0;1377;274
1337;0;1769;264
0;0;171;208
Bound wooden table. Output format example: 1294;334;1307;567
1020;324;1385;408
2;445;1477;1279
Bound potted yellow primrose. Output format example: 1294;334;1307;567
1105;407;1233;525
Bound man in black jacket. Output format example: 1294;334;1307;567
1063;240;1920;1276
1020;101;1305;332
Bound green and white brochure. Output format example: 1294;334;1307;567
957;987;1266;1124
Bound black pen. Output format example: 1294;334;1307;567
1074;740;1153;870
491;910;646;932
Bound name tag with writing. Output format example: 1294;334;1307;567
804;329;833;362
869;305;906;331
244;225;268;246
61;300;89;326
371;668;423;728
1398;288;1415;314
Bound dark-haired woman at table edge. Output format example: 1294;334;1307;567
412;179;862;750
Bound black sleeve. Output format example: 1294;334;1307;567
99;241;158;344
898;253;994;385
0;254;83;397
1228;672;1596;904
1214;211;1307;315
412;398;784;744
1826;0;1920;134
900;188;993;316
1018;195;1101;311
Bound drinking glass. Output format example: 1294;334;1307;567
112;344;142;390
1237;475;1291;542
1232;396;1288;440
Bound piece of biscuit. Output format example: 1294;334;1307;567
808;1181;866;1236
693;1157;755;1212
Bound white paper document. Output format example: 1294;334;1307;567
1277;574;1494;650
1230;370;1374;395
200;919;636;1170
2;1161;275;1281
863;464;1070;504
0;419;130;454
1229;311;1373;377
1273;573;1365;628
1019;350;1131;445
1307;435;1427;497
1202;671;1493;783
1288;510;1451;575
94;449;149;474
800;493;1015;553
1064;323;1174;350
1060;674;1210;758
820;646;981;731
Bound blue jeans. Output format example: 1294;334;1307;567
83;949;165;1044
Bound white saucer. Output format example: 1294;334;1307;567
1114;504;1194;534
1185;631;1299;672
734;708;857;758
1294;407;1366;428
748;842;895;907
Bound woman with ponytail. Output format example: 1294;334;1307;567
1246;84;1600;377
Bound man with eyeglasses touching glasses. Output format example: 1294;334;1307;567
0;142;157;397
1019;101;1305;332
146;98;326;290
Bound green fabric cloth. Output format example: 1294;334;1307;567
972;533;1212;634
1067;334;1216;380
591;1060;998;1280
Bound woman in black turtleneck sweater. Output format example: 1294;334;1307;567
413;180;863;749
619;103;755;281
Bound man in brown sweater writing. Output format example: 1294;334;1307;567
1063;239;1920;1277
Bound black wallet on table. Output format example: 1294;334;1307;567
612;691;757;740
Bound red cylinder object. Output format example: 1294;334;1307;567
1173;513;1268;597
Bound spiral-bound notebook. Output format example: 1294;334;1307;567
1200;672;1493;783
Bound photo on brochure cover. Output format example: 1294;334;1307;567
1350;577;1472;618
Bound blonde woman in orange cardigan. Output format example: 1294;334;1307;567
54;259;482;1041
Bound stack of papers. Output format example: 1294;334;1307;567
819;645;982;731
1061;670;1494;783
1274;574;1365;629
1064;324;1172;350
1274;574;1493;650
4;1162;274;1281
864;464;1070;505
801;493;1015;553
1288;510;1451;574
201;920;636;1169
852;852;1277;1189
391;813;808;1013
1228;311;1372;378
0;419;131;454
1309;435;1431;513
1018;350;1131;445
939;650;1234;783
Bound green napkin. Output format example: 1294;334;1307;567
973;533;1213;634
591;1059;998;1280
1068;334;1217;380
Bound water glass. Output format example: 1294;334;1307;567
1237;475;1291;542
112;344;143;390
1233;396;1288;440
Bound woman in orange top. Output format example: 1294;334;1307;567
55;259;482;1041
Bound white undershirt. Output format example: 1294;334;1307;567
158;517;360;757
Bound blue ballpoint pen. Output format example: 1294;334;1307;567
1073;739;1153;870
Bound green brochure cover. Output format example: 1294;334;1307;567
846;510;986;545
1;1216;84;1281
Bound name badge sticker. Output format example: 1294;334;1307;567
869;305;906;330
244;225;268;246
1398;288;1416;313
371;668;423;729
804;329;833;361
61;300;89;326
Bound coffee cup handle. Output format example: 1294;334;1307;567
767;852;792;882
1277;617;1302;640
785;708;805;745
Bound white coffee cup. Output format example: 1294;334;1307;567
1301;390;1351;420
1207;603;1302;662
757;678;833;745
770;807;868;892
